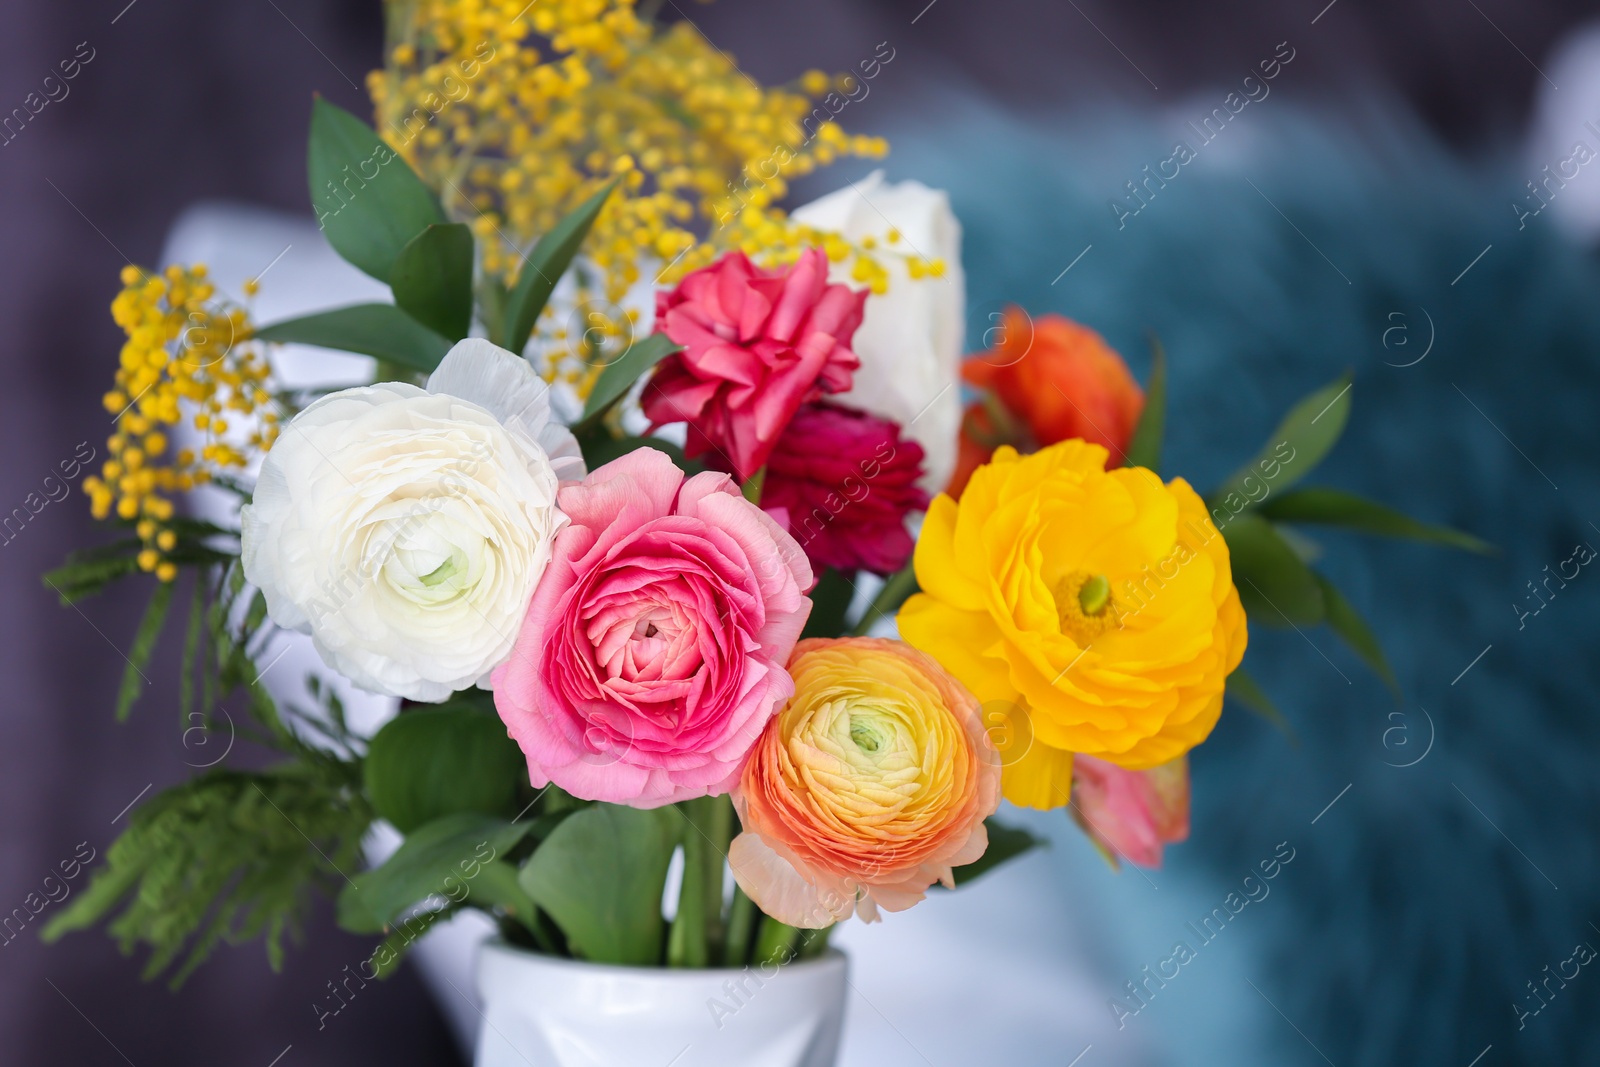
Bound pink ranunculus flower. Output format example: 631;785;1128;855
492;447;813;808
1070;754;1191;868
742;401;930;576
641;248;867;482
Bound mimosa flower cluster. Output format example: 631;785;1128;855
86;264;277;580
366;0;935;395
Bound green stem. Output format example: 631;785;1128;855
725;886;759;967
851;562;919;635
796;923;834;961
753;915;803;968
666;799;712;968
703;795;734;964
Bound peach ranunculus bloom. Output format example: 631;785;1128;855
729;638;1001;928
949;308;1144;496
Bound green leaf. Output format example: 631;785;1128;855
1211;373;1352;509
502;180;617;355
1315;574;1399;695
801;568;857;640
368;906;455;979
43;767;373;987
364;707;527;834
178;576;205;725
1124;336;1166;471
1257;487;1492;554
389;223;475;340
951;818;1045;887
580;434;698;474
338;813;535;935
254;304;452;373
519;804;679;965
117;580;175;721
851;562;920;636
1225;667;1294;738
44;539;143;604
1223;513;1326;626
579;332;683;422
308;97;444;283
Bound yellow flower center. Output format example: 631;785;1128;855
1056;570;1119;642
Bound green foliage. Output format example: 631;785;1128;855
308;98;445;283
253;304;453;374
1315;574;1399;695
116;579;174;721
364;707;526;834
578;332;683;425
1223;513;1326;626
579;433;697;473
1212;373;1352;507
337;813;537;935
390;223;475;340
42;765;372;987
1258;487;1492;553
1124;336;1167;472
519;804;680;965
951;818;1046;887
800;568;856;640
851;562;920;636
502;180;617;356
1225;667;1294;737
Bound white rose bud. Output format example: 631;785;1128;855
241;338;582;702
791;171;965;493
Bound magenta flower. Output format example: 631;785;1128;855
641;248;866;482
492;448;813;807
739;402;929;576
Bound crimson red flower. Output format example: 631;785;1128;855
642;249;866;481
750;402;929;576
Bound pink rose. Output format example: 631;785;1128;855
735;402;929;576
1070;755;1191;868
641;248;867;482
492;448;813;807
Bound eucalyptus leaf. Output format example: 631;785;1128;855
364;707;527;834
1223;513;1326;626
1315;574;1399;694
951;819;1045;887
254;304;452;373
1211;373;1352;508
390;223;475;340
518;804;679;965
308;98;444;283
502;180;617;355
1124;336;1166;472
579;333;683;423
1258;487;1491;554
338;813;534;935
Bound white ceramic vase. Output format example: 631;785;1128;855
473;941;848;1067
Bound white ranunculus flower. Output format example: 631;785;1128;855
791;171;965;493
241;338;582;702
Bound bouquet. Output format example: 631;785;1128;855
40;0;1485;992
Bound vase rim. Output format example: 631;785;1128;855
478;937;847;979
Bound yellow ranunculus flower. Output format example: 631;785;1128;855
898;440;1246;810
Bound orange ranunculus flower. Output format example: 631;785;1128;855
962;308;1144;464
900;440;1246;810
729;637;1001;928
